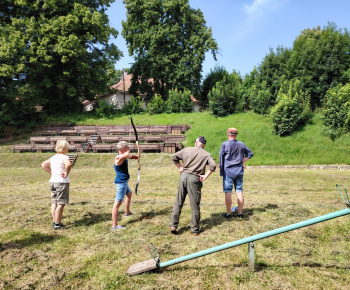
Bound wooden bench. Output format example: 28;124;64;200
41;130;58;136
140;135;162;143
49;136;68;145
92;144;115;153
34;144;55;152
100;136;120;144
68;144;80;152
80;130;96;136
162;135;186;142
128;143;161;153
108;128;130;135
68;136;88;144
30;137;48;145
61;130;78;136
13;144;33;153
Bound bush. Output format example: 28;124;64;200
271;95;303;136
166;89;193;113
121;96;145;115
208;74;243;117
148;95;167;115
271;79;312;136
248;82;272;115
95;100;121;119
322;84;350;138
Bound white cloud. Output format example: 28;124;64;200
226;0;287;44
244;0;285;17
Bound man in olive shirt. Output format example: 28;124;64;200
169;136;216;236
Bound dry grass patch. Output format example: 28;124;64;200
1;157;350;289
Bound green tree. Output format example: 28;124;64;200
122;0;218;99
208;72;242;117
254;46;291;101
0;0;121;126
288;22;350;107
200;65;230;109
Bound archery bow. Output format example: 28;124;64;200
130;115;140;195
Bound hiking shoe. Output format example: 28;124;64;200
111;225;125;230
237;213;244;219
53;223;66;230
170;227;177;234
223;213;232;219
124;212;135;217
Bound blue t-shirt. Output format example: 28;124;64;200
219;139;253;178
114;155;130;183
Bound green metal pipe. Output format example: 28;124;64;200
159;208;350;268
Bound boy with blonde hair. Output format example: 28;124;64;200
112;141;139;230
42;140;72;230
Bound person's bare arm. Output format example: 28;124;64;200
115;150;131;166
62;158;72;178
41;159;51;174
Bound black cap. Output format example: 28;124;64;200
196;136;206;145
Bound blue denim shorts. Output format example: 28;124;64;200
223;175;243;193
115;181;131;202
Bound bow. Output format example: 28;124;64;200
130;115;140;194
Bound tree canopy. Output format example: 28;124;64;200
0;0;121;128
122;0;218;100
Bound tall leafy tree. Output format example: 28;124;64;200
200;65;229;109
122;0;218;100
0;0;121;123
288;22;350;107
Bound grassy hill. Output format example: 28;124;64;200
2;111;350;166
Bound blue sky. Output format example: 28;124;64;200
107;0;350;78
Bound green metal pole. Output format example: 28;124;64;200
159;208;350;268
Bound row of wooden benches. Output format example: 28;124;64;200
28;134;186;145
13;142;182;153
39;125;189;136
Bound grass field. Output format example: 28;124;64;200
0;153;349;289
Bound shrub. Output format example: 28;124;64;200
271;95;303;136
95;100;120;119
271;79;312;136
166;89;193;113
322;84;350;138
208;74;243;117
122;96;145;115
248;82;272;114
148;95;167;115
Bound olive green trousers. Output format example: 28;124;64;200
170;172;202;234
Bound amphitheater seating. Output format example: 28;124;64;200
14;124;188;155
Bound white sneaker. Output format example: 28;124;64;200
111;225;125;230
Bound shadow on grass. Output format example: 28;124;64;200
158;261;350;274
74;212;110;227
0;232;64;251
255;261;350;271
125;207;173;225
200;203;279;233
